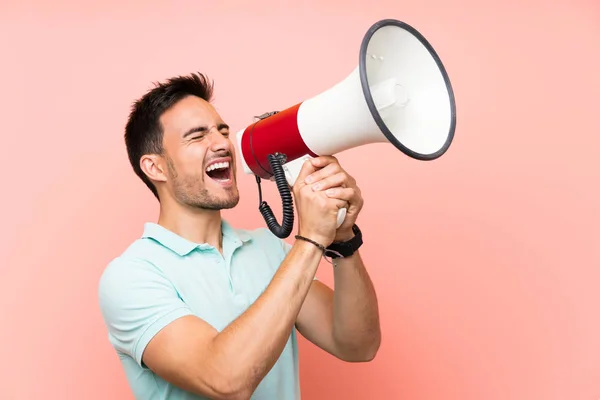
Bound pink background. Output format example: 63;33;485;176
1;0;599;399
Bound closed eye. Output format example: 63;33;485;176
183;123;230;140
218;123;230;137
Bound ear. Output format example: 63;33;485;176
140;154;168;184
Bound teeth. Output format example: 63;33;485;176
206;161;229;172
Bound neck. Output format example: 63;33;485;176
157;200;224;251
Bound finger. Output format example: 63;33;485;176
305;162;341;185
324;187;357;202
294;159;318;188
313;190;348;210
310;155;338;169
311;172;347;191
327;197;349;211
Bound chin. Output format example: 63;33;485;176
200;160;241;209
219;188;240;205
209;188;241;210
200;194;240;211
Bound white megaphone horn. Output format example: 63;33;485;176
235;19;457;239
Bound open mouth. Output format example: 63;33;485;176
205;161;232;183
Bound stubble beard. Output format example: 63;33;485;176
167;157;240;211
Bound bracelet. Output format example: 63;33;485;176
295;235;344;264
294;235;326;252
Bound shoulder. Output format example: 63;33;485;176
97;239;173;310
99;238;162;280
97;239;193;362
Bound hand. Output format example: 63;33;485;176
302;156;364;242
292;158;349;247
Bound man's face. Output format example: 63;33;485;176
158;95;239;210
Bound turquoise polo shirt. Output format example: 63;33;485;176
98;220;301;400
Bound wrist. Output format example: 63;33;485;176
326;224;363;260
294;234;329;254
297;230;332;248
334;229;355;242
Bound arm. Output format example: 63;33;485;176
329;249;380;361
98;160;345;400
296;247;381;362
143;239;323;400
294;156;381;362
99;241;322;400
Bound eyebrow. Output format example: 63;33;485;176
182;123;230;138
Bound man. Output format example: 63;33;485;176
98;72;381;400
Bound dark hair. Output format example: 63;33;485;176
124;72;214;200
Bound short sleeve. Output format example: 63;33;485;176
98;257;194;368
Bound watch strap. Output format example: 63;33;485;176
325;224;363;259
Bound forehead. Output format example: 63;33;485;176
160;95;223;138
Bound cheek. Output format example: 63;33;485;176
178;145;207;175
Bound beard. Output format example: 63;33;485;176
166;155;240;210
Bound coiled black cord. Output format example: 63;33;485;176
256;153;295;238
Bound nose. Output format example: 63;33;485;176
207;126;232;152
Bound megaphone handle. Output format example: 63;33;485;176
282;154;348;229
336;207;347;228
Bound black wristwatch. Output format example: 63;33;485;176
325;224;363;259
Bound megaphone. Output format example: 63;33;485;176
235;19;456;239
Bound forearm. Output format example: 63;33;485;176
208;239;322;395
332;251;381;361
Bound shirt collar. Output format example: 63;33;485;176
141;219;252;257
